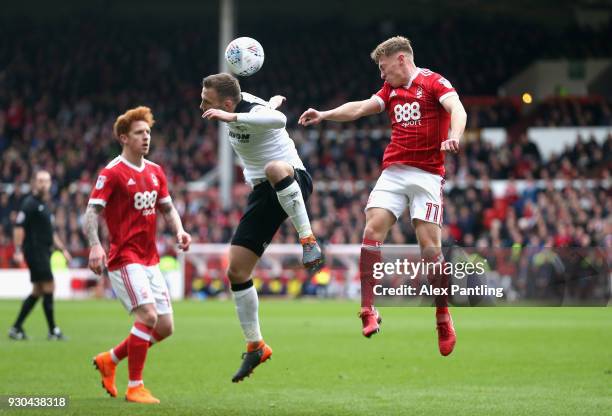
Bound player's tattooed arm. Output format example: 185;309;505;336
84;204;108;275
159;202;192;251
84;204;103;247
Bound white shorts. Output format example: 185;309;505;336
366;164;444;225
108;263;173;315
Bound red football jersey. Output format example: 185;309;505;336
88;156;171;271
373;68;458;176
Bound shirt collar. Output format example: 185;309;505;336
120;155;145;172
403;67;421;89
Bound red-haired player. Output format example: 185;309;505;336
84;106;191;403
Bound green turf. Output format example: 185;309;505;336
0;300;610;415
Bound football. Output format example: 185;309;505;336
225;37;265;77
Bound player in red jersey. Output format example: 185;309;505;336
84;106;192;403
299;36;466;356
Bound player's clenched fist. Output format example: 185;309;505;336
88;243;108;275
440;138;460;154
176;230;192;252
298;108;323;126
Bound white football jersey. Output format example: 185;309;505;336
228;92;305;185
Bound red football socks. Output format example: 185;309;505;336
424;252;450;320
112;329;166;363
360;239;383;308
148;329;165;346
127;322;153;383
111;337;129;362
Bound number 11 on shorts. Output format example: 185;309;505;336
425;202;440;223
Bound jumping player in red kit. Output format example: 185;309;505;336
299;36;467;356
84;106;192;403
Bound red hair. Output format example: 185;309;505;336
113;106;155;139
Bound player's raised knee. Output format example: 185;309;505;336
363;219;391;242
158;320;174;338
264;160;293;183
227;265;249;284
165;322;174;337
137;310;158;328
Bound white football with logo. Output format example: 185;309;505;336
225;37;265;77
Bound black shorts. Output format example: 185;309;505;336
231;169;313;257
25;252;54;283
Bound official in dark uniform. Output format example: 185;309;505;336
9;170;71;340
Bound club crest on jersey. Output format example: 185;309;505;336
438;78;453;89
416;86;423;99
95;175;107;190
151;174;159;187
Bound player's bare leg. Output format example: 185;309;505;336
265;160;323;271
414;219;456;356
227;245;273;382
359;208;395;337
150;313;173;346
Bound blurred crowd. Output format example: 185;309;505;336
532;98;612;127
2;17;611;185
1;17;611;268
445;133;611;180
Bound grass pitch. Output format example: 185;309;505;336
0;300;610;415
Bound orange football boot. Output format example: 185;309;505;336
125;384;160;404
93;351;117;398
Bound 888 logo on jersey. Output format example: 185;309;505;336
134;190;158;216
394;102;422;126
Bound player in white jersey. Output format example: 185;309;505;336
199;73;323;382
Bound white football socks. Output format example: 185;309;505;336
275;179;313;239
232;285;262;343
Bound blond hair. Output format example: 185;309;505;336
113;106;155;139
370;36;414;63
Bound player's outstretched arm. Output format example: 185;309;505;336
83;204;107;275
440;95;467;154
202;107;287;129
159;202;192;251
298;97;381;126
